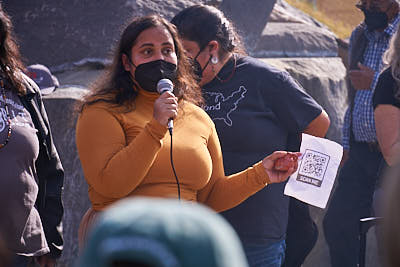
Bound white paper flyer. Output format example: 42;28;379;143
284;133;343;209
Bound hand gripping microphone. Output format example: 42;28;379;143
157;79;180;200
157;79;174;132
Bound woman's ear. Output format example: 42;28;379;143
208;40;220;57
122;54;132;72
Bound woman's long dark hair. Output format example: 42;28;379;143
171;4;246;58
0;4;26;94
81;15;202;111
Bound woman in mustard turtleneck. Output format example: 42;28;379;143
75;15;300;247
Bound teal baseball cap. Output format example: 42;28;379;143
77;197;248;267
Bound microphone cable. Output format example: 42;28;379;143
157;79;181;200
168;127;181;200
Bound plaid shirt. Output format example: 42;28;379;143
342;14;400;150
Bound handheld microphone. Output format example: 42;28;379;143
157;79;180;200
157;79;174;131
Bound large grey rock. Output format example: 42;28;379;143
253;22;338;58
43;87;90;267
55;61;105;88
219;0;277;51
270;0;328;29
3;0;205;69
262;57;347;143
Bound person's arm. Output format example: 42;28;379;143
197;124;296;212
341;27;358;153
23;76;64;260
303;109;330;137
375;104;400;166
76;106;168;199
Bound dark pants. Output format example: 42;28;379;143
243;239;286;267
283;198;318;267
11;255;42;267
11;255;32;267
323;140;384;267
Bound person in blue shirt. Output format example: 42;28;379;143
172;5;330;267
323;0;400;266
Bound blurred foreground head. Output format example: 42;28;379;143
78;197;248;267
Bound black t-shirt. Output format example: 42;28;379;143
202;55;322;245
373;67;400;109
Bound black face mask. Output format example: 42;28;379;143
362;8;389;31
133;60;177;92
191;47;211;82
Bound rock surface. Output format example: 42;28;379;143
219;0;276;51
269;0;328;29
254;22;338;58
3;0;208;69
42;88;90;267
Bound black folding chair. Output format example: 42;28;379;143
358;217;383;267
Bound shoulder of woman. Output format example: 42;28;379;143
80;100;121;119
376;67;396;91
240;56;289;81
380;66;393;78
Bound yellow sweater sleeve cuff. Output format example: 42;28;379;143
253;161;271;185
145;118;168;140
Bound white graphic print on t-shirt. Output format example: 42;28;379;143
203;85;247;126
0;96;31;132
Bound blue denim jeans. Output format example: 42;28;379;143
243;240;286;267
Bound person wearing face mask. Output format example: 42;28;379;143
172;5;330;267
323;0;400;266
75;15;301;249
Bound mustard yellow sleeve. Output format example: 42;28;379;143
197;123;271;212
76;106;167;198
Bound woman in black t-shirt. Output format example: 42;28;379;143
172;5;330;267
373;41;400;167
372;26;400;267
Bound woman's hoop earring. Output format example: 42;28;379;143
211;56;219;64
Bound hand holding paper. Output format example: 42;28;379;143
284;134;343;209
274;152;300;171
262;151;301;184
